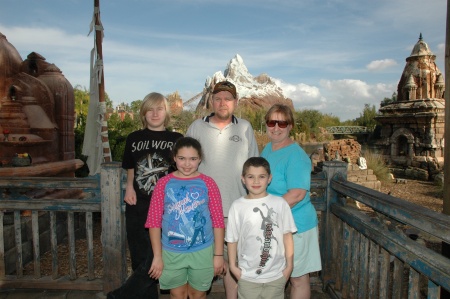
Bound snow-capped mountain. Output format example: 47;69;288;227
196;54;293;111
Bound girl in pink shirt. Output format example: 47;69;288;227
145;137;225;299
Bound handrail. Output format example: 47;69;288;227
0;176;99;189
331;204;450;291
330;176;450;243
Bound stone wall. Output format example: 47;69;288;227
324;139;362;164
346;163;381;191
389;166;429;181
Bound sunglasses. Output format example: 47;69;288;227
266;120;289;128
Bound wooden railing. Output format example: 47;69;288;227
0;162;126;293
0;161;449;297
317;161;450;298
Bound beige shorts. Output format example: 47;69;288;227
238;276;286;299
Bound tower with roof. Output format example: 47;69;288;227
375;34;445;180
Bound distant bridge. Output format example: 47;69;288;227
324;126;372;135
183;91;205;106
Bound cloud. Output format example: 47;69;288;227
321;79;373;98
0;25;91;55
366;59;397;71
273;78;397;121
318;79;396;120
273;79;327;111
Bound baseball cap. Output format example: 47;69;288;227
212;81;237;99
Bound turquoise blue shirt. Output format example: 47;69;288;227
261;142;318;232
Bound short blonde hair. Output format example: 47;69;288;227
139;92;171;128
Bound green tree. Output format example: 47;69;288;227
380;92;397;107
354;104;378;129
238;107;266;134
74;85;90;128
107;113;140;161
296;109;323;129
295;109;323;139
171;110;194;134
130;100;143;114
317;114;341;129
73;85;116;176
73;86;90;177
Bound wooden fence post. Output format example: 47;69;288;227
101;162;127;293
321;161;347;289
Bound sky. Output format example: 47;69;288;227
0;0;446;121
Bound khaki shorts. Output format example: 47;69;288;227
238;276;287;299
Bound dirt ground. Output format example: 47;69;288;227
379;178;443;213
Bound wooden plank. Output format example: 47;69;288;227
331;214;343;290
31;211;41;278
341;222;351;298
14;211;22;277
0;159;85;178
0;211;4;278
379;248;390;299
358;234;369;298
50;211;58;280
427;280;440;298
310;199;326;211
368;240;379;298
67;212;76;280
0;176;98;189
101;162;127;293
318;207;328;284
0;275;103;290
331;204;450;290
407;266;419;299
349;228;360;297
392;257;403;299
331;178;450;243
86;212;95;280
0;199;101;212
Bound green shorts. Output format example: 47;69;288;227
159;245;214;291
291;226;322;277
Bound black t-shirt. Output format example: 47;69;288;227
122;128;183;201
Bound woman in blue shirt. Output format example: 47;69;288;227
261;104;321;299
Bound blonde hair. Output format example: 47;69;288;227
139;92;171;128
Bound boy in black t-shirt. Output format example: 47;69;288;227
108;92;182;299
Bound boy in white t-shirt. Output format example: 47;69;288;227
225;157;297;299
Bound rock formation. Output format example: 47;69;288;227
323;139;362;165
195;54;293;112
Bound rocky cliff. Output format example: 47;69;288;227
195;54;293;112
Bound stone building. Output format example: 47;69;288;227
375;34;445;180
0;32;81;176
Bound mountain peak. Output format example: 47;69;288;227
196;55;293;111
